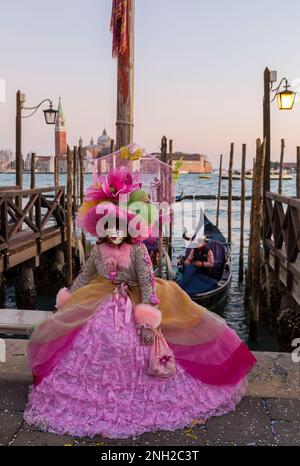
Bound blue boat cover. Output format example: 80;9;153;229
179;265;218;295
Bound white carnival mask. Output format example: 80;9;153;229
106;228;126;245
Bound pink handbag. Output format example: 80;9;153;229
147;329;176;379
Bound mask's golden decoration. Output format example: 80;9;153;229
172;156;184;181
120;146;143;161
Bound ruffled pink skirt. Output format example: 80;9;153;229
24;297;247;439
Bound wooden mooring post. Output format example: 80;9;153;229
73;146;78;213
248;138;266;341
29;152;36;222
78;144;87;259
227;143;234;245
216;154;223;227
30;153;36;190
245;157;256;301
158;136;168;277
66;145;73;287
297;146;300;198
238;144;246;282
167;138;173;260
16;259;37;310
76;150;80;212
54;155;59;190
278;138;285;195
110;139;115;154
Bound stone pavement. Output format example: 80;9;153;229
0;340;299;446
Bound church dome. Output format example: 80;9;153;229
84;138;101;159
97;128;111;147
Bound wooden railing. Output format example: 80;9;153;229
0;186;66;252
265;192;300;262
264;192;300;304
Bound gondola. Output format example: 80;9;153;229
175;215;232;305
175;190;184;202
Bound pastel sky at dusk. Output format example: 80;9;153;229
1;0;300;168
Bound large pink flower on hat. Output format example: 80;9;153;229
86;166;141;203
81;202;136;237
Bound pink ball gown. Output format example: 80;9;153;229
24;242;256;439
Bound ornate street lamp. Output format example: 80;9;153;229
22;97;58;124
15;90;58;190
43;101;58;124
274;78;296;110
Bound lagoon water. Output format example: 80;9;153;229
0;171;296;350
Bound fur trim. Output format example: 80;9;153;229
99;242;132;270
134;303;162;328
56;287;71;309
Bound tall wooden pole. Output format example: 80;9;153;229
16;90;23;190
15;90;23;211
66;145;73;287
78;144;86;258
263;67;271;196
29;152;36;222
30;153;36;190
249;138;266;341
158;136;167;277
73;146;78;212
167;139;173;260
216;154;223;227
76;151;80;211
245;156;256;301
227;143;234;245
79;146;84;204
110;139;115;154
238;144;246;282
278;138;285;194
297;147;300;198
54;155;59;190
262;68;271;254
115;0;135;149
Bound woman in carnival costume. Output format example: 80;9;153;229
24;165;256;439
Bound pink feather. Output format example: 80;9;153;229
99;242;132;270
134;304;162;328
55;287;71;309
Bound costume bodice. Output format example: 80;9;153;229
70;242;159;306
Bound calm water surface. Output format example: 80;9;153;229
0;172;296;349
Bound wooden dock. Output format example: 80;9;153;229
0;186;66;272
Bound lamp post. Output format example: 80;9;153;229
15;90;58;190
263;68;296;195
262;68;296;250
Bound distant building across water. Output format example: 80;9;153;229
270;161;297;171
152;152;212;174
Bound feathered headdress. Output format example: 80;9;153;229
76;166;158;241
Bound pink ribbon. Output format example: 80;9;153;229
113;282;132;333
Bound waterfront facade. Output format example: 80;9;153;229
24;153;55;173
152;152;212;174
173;153;212;174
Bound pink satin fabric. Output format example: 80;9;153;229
28;280;256;387
167;328;256;385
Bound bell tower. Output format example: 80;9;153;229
55;97;67;156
